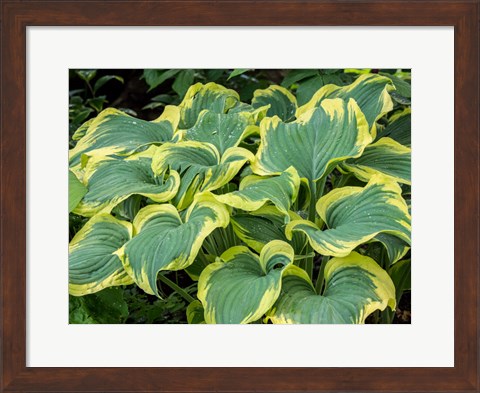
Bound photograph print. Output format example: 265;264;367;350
68;68;411;324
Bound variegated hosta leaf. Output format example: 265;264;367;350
228;102;270;124
404;193;411;215
198;240;294;324
361;234;409;268
71;118;94;141
341;137;411;185
296;74;394;135
74;149;180;217
389;259;411;296
252;85;297;122
231;206;307;254
185;252;215;281
380;108;411;147
214;166;300;219
286;175;411;257
152;141;253;210
69;214;133;296
187;300;205;324
183;110;258;155
266;252;396;324
178;82;239;129
373;233;410;265
112;195;143;221
118;193;229;297
69;107;179;167
251;98;371;184
69;170;87;212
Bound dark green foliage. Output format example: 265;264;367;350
69;288;128;324
123;283;196;324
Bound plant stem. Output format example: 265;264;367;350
308;179;317;222
315;255;329;294
212;229;225;253
158;274;195;303
381;308;394;324
303;180;316;278
227;223;238;246
305;250;314;279
202;237;216;255
316;175;327;200
379;246;388;270
85;80;95;97
294;253;315;261
197;249;211;268
335;173;352;189
298;259;306;270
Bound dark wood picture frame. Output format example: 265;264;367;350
1;1;479;392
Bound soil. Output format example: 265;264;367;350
393;291;411;324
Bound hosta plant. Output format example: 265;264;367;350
69;71;411;324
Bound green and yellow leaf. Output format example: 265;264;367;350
252;85;297;122
388;259;411;299
117;193;229;297
152;141;253;210
231;206;307;254
184;252;215;281
251;98;371;184
198;240;294;324
74;148;180;217
228;102;270;124
69;107;179;167
111;195;143;221
214;166;300;219
69;214;133;296
266;252;395;324
183;110;258;155
341;137;411;185
374;233;410;265
296;74;394;136
286;175;411;257
380;108;411;147
178;82;240;129
69;170;87;212
71;118;94;141
187;300;206;324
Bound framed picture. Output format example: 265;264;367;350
1;1;478;392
